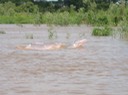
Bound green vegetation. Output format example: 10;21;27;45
117;22;128;39
92;27;112;36
0;0;128;38
48;26;57;39
0;1;127;26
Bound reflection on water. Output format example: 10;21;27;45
0;25;128;95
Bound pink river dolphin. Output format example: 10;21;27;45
16;39;87;50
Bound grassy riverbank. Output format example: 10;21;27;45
0;1;128;37
0;2;127;26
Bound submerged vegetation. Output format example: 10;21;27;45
48;26;58;39
114;21;128;39
92;27;112;36
0;30;6;34
25;33;34;39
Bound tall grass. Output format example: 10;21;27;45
0;14;35;24
41;11;86;25
117;21;128;40
47;26;57;40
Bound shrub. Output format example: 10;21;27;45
92;27;112;36
0;1;16;16
97;15;108;25
16;2;39;13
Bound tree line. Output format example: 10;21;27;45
0;0;124;12
0;0;127;26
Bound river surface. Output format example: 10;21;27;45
0;24;128;95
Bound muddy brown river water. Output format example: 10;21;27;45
0;24;128;95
